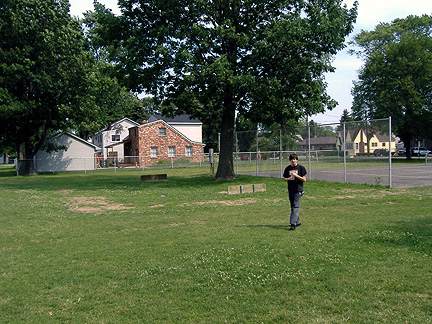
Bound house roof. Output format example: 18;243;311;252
100;117;140;132
299;137;338;146
373;131;393;142
148;114;202;124
50;132;100;151
338;129;361;140
338;129;395;142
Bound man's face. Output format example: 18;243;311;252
290;158;298;167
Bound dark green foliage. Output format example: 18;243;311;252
0;0;95;159
351;15;432;157
0;0;145;167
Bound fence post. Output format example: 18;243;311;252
209;148;214;175
235;132;238;175
256;129;258;176
280;127;283;178
389;116;392;188
307;118;311;180
343;122;347;184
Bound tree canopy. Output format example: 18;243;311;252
0;0;97;164
0;0;144;172
350;15;432;157
86;0;357;179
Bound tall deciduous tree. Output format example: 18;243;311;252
88;0;357;179
0;0;97;172
351;15;432;158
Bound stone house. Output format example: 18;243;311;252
124;118;205;166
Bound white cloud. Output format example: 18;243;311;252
355;0;431;28
69;0;120;18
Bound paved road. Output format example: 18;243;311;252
242;164;432;188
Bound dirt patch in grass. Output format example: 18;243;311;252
63;196;134;214
149;204;166;208
168;220;204;227
333;195;357;199
59;189;74;195
152;198;284;209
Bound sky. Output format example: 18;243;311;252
69;0;432;125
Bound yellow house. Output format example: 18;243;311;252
337;129;396;156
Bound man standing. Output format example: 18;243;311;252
283;154;307;230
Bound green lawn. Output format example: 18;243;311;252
0;165;431;323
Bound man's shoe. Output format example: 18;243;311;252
289;225;296;230
296;223;301;227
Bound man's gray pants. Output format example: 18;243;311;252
289;191;302;226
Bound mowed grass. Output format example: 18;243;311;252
0;165;431;323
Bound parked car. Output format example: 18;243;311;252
397;148;406;155
373;149;389;156
410;147;431;157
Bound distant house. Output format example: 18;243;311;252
298;137;338;151
337;129;397;156
92;117;140;163
34;132;99;172
124;116;205;166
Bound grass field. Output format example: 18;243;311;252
0;164;431;323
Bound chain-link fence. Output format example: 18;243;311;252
18;117;432;187
233;118;410;188
28;152;210;175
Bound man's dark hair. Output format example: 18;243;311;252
289;153;298;161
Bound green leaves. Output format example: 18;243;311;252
351;15;432;153
0;0;97;158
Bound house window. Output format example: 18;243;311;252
159;128;166;136
150;147;158;158
382;142;386;147
372;142;378;147
355;143;359;150
112;134;120;142
168;146;176;157
185;146;193;157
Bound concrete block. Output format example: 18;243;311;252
227;185;241;195
241;184;254;194
253;183;266;192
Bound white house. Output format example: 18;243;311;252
34;132;100;172
92;117;140;162
147;114;202;143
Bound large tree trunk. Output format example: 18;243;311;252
17;141;36;175
215;96;236;180
400;133;413;160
